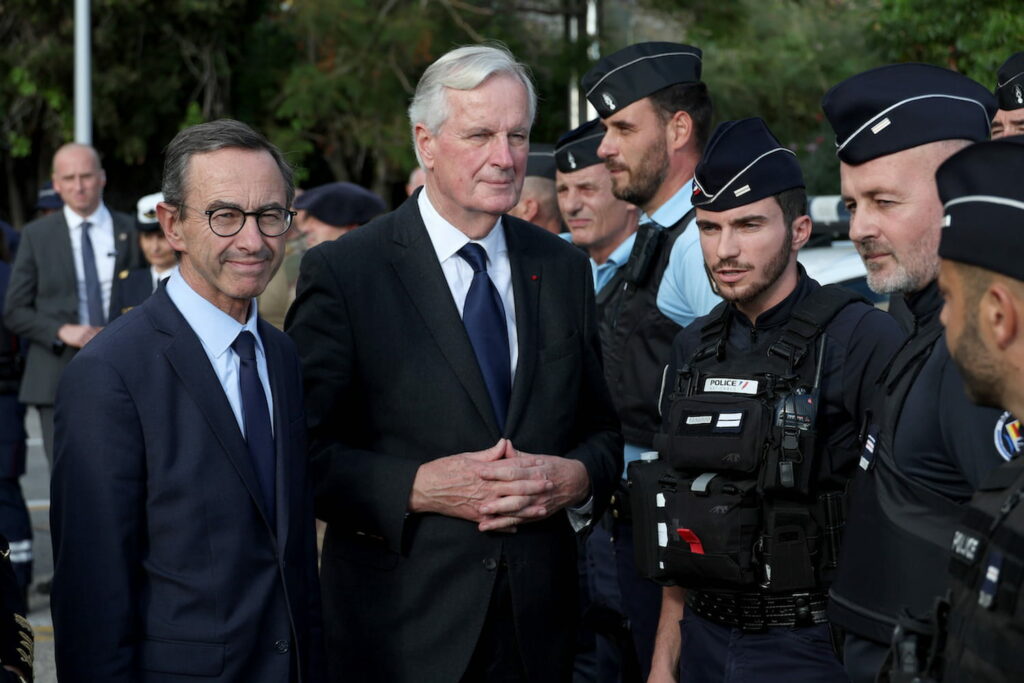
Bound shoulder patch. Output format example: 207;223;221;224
994;411;1022;462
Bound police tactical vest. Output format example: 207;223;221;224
827;307;964;644
596;211;692;448
939;456;1024;682
629;285;863;593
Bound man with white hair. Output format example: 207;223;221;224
287;44;622;683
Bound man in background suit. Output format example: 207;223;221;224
3;143;139;466
50;119;323;682
287;44;622;683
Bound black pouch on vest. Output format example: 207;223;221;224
654;393;768;475
760;504;819;592
660;473;761;590
627;458;679;583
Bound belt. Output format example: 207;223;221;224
686;589;829;632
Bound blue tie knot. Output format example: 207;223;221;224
80;221;92;232
232;330;257;362
457;243;488;274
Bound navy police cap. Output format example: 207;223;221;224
938;136;1024;280
554;120;604;173
36;181;63;210
294;181;386;227
822;63;996;165
691;118;804;212
996;52;1024;111
582;42;702;119
526;144;556;180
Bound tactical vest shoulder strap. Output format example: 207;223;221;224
621;207;697;287
768;285;868;372
691;301;732;363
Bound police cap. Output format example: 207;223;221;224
691;118;804;212
554;119;604;173
937;136;1024;280
294;181;386;228
996;52;1024;111
36;181;63;211
582;42;702;119
822;63;996;165
526;144;556;180
136;192;164;233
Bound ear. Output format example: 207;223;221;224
157;202;187;253
666;110;694;153
985;283;1019;351
790;214;812;251
414;123;436;171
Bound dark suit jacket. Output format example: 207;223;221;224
50;287;324;683
3;209;139;405
286;194;622;683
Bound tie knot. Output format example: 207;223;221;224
80;221;92;232
457;243;489;274
232;330;257;362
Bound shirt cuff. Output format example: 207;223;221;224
566;495;594;532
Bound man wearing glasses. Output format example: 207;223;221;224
49;119;324;683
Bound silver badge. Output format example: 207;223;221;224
1016;84;1023;105
567;151;577;169
602;91;616;112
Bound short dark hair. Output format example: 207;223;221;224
162;119;294;210
775;187;808;228
649;82;714;152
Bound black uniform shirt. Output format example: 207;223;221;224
891;281;1010;500
669;271;905;480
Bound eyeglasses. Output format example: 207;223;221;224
181;204;296;237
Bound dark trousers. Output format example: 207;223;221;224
678;609;850;683
461;565;529;683
37;404;54;469
580;509;661;682
843;633;889;683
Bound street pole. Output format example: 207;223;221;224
74;0;92;144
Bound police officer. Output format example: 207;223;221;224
109;192;179;321
293;180;386;250
646;117;903;682
581;42;720;331
820;64;1013;683
992;52;1024;138
554;120;651;681
510;143;563;235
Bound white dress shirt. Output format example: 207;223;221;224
165;271;274;435
64;203;115;324
418;188;518;376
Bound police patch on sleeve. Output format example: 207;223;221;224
994;411;1023;462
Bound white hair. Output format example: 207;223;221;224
408;43;537;165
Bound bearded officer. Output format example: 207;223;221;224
820;63;1016;683
646;117;903;682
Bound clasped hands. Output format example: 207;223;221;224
408;438;589;532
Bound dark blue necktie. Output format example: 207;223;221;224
457;243;511;431
79;221;105;325
232;331;276;526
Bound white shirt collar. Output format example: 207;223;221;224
63;202;110;230
417;188;507;264
165;270;262;359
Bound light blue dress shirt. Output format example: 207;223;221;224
165;271;274;435
643;183;721;328
592;232;636;294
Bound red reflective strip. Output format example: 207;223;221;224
677;528;705;555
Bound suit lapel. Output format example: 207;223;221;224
390;199;502;438
48;214;78;309
504;218;542;436
260;320;292;548
147;288;276;533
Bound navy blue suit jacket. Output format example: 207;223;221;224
50;286;324;682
